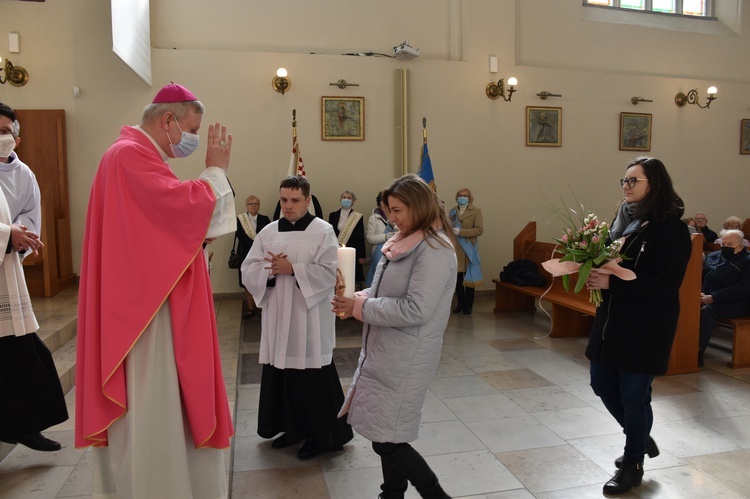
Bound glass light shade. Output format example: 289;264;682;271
707;86;717;96
276;68;288;78
507;77;518;86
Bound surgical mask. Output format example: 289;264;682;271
457;196;469;207
0;134;16;158
721;246;737;259
167;117;199;158
341;199;353;209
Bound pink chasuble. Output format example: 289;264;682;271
76;126;234;449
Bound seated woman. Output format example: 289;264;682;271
714;216;750;247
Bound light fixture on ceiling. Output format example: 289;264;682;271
0;56;29;87
675;86;717;109
536;91;561;100
486;77;518;101
272;68;290;95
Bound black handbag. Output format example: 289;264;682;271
228;235;241;269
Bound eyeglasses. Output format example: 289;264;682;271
246;202;260;206
620;177;649;189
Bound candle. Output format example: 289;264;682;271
337;246;356;299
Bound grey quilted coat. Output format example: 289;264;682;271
342;232;457;443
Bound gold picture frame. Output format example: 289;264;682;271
322;96;365;141
526;106;562;147
741;119;750;155
620;112;652;151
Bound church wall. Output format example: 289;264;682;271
1;0;748;293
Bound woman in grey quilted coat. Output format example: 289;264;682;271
333;174;456;499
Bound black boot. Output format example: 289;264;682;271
614;436;659;468
424;483;451;499
603;457;643;495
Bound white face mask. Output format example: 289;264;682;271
167;117;199;158
0;134;16;158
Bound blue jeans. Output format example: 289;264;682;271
590;360;654;462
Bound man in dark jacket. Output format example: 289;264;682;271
699;229;750;366
694;212;719;246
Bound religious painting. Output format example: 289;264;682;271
741;119;750;155
526;106;562;147
322;97;365;141
619;112;652;151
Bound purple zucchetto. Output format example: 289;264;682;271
151;82;198;103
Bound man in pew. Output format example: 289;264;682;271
694;212;719;246
699;229;750;366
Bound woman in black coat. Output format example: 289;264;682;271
585;157;691;495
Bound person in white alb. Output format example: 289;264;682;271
0;102;68;453
243;176;353;460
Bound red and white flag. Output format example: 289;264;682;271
288;140;306;177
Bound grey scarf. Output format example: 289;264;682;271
609;202;640;241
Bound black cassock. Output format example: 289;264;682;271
256;212;353;451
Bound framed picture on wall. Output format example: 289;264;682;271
526;106;561;147
741;119;750;155
619;112;652;151
322;96;365;141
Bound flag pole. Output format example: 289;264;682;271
292;109;297;146
422;117;427;144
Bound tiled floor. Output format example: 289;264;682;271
2;293;750;498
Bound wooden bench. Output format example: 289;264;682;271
494;221;703;375
715;318;750;368
493;222;594;338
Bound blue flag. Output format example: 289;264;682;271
417;142;436;191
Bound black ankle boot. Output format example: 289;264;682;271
423;482;451;499
614;436;659;468
603;457;643;495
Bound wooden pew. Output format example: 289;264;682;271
715;318;750;368
494;221;702;375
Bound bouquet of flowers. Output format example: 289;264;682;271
541;210;635;307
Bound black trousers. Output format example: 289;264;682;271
0;333;68;436
455;272;475;313
372;441;448;498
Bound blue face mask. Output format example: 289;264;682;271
341;199;353;209
457;196;469;206
167;117;200;158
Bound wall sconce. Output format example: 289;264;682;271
675;87;717;109
0;56;29;87
536;91;561;100
486;77;517;101
272;68;290;95
631;96;653;105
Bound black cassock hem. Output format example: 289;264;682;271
257;362;353;449
0;333;69;434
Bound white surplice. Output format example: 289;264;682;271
0;153;40;338
92;130;235;499
242;217;338;369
